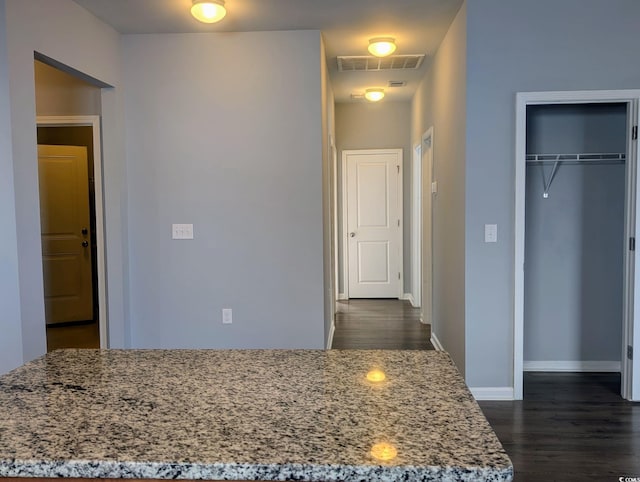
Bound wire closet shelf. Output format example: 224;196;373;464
526;152;626;198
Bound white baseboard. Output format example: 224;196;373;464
523;360;621;372
326;322;335;349
337;293;348;301
400;293;415;305
470;387;514;401
430;332;444;351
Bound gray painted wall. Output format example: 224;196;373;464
525;104;626;363
0;0;24;374
122;31;325;349
411;2;467;373
1;0;128;374
335;101;412;294
465;0;640;387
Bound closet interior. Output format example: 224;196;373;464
524;103;628;385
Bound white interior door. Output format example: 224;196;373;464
345;149;402;298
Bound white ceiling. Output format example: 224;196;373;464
73;0;463;103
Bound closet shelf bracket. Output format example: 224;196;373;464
542;158;560;199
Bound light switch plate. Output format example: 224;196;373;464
484;224;497;243
172;224;194;240
222;308;232;324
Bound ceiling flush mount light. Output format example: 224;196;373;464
368;37;397;57
365;88;385;102
191;0;227;24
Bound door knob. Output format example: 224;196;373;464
350;232;356;237
82;241;89;247
82;228;88;235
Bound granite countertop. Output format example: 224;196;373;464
0;349;512;481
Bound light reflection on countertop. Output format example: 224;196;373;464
366;368;387;383
370;442;398;461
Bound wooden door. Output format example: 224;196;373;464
346;149;402;298
38;145;93;324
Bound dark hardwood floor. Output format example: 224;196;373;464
332;299;433;350
480;372;640;481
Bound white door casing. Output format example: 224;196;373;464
37;116;108;348
514;90;640;401
422;128;434;324
412;143;422;308
628;98;640;401
344;149;403;298
332;141;340;303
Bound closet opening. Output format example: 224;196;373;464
524;103;627;399
515;90;640;401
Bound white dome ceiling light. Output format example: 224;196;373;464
365;88;385;102
191;0;227;24
368;37;397;57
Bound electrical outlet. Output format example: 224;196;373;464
222;308;232;324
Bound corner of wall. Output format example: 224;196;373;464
5;0;127;359
0;0;25;374
321;32;337;348
410;0;467;376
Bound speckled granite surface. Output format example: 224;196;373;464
0;349;512;481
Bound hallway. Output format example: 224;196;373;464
332;299;434;350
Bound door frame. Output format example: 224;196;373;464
421;127;434;324
412;142;422;308
332;137;340;304
514;90;640;401
36;115;108;349
342;148;404;299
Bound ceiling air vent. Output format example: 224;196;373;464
337;55;426;72
351;93;365;100
388;80;407;88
